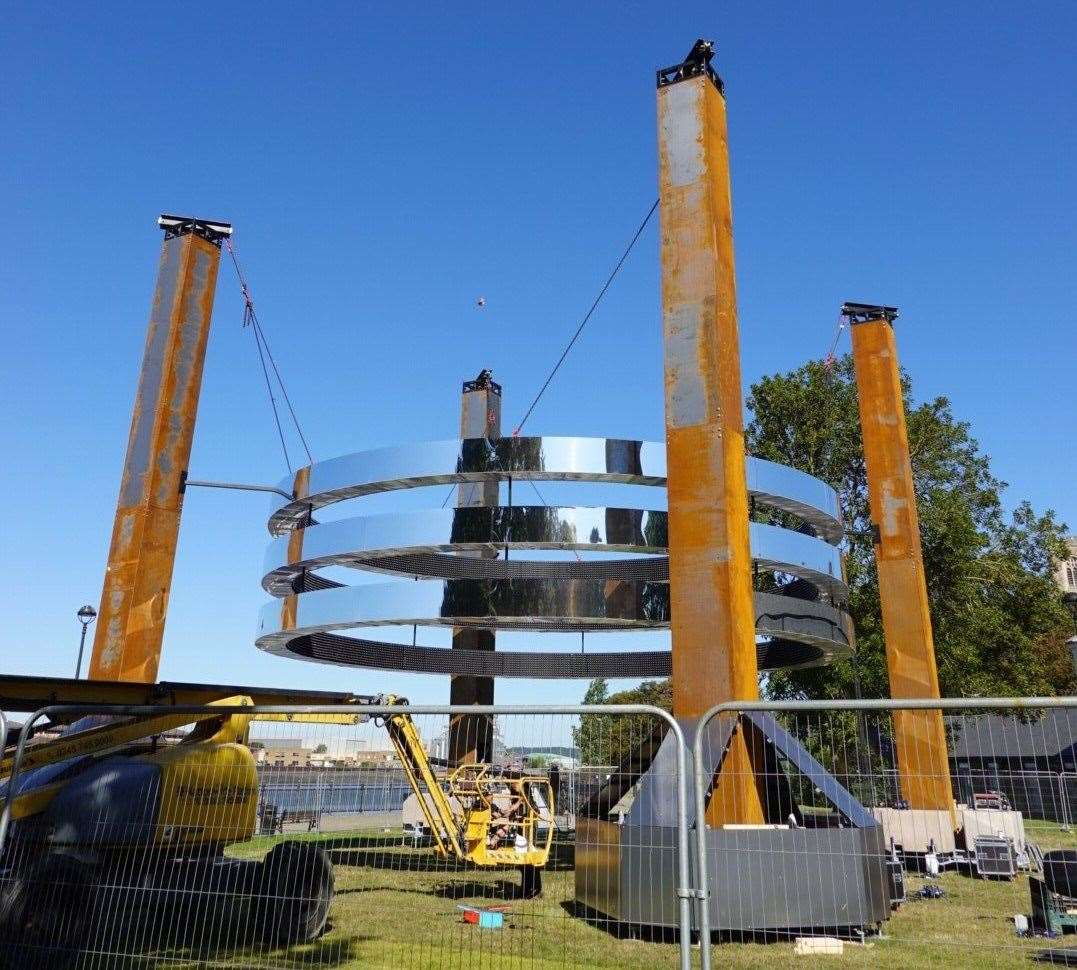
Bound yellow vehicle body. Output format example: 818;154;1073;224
151;710;258;848
0;699;259;852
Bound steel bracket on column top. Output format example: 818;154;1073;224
841;302;899;325
656;38;723;92
157;214;233;246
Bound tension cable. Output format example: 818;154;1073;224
512;198;659;436
224;238;315;474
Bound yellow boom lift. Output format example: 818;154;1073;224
378;695;553;897
0;215;551;965
0;687;553;963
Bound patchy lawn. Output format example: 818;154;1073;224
52;822;1077;968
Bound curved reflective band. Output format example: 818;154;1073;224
267;437;842;542
261;508;846;598
259;436;851;679
256;585;851;678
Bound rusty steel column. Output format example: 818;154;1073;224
89;216;230;683
846;302;955;813
657;41;765;825
447;370;501;765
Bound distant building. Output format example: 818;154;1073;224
946;709;1077;821
1055;536;1077;595
257;746;312;768
254;736;302;750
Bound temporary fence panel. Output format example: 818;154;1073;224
692;697;1077;970
0;703;691;970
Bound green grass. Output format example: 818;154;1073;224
62;823;1077;969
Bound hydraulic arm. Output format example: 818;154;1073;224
377;696;553;872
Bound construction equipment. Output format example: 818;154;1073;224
971;835;1018;879
0;214;551;965
379;695;554;898
0;688;552;963
0;696;337;965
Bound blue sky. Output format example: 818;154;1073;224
2;2;1074;709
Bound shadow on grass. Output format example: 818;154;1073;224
329;844;468;873
432;878;532;901
561;900;680;944
3;934;368;970
326;833;575;874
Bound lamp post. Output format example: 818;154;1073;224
75;605;97;679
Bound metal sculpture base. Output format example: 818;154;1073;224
576;820;888;935
574;713;891;937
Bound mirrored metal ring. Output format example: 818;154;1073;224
260;508;846;599
267;437;842;542
256;582;850;668
272;633;831;678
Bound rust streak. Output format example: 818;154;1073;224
851;319;954;815
658;72;763;825
280;466;311;633
89;232;222;683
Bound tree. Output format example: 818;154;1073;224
746;355;1073;701
574;679;671;765
572;679;609;765
579;355;1072;709
314;743;328;754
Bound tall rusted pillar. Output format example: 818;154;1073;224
447;370;501;765
89;216;230;683
845;302;954;812
657;41;765;825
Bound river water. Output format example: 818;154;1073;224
258;770;412;815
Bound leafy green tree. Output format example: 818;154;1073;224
747;355;1072;700
579;355;1072;709
572;679;609;764
574;679;672;765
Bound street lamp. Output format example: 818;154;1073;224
75;604;97;679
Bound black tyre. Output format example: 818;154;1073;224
258;842;334;946
14;854;93;969
0;864;30;950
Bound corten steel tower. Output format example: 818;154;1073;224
845;302;955;812
657;41;765;825
447;370;502;765
89;216;230;683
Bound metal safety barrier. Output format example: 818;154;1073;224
8;695;1077;968
0;702;693;970
692;697;1077;970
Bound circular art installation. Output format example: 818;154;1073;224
257;436;851;678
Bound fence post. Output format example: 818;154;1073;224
0;710;7;854
0;706;50;856
665;716;695;970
